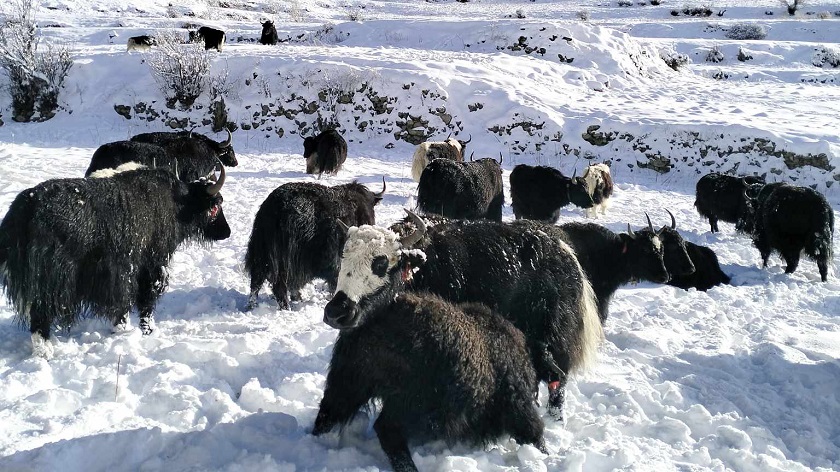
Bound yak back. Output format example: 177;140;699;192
417;158;503;221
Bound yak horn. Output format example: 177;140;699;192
206;164;226;196
336;219;350;233
666;209;676;230
462;133;472;144
469;151;474;162
446;132;452;141
374;176;387;198
400;209;427;247
219;128;232;148
498;152;503;165
572;168;577;179
645;212;655;232
626;223;636;239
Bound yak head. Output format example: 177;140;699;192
567;170;595;209
181;164;231;241
735;181;765;234
619;214;670;284
657;210;696;278
324;210;427;329
211;128;237;167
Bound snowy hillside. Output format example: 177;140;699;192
0;0;839;471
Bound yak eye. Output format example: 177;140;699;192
371;255;389;277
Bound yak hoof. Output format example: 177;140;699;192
547;405;564;422
140;320;155;336
112;319;132;334
31;333;54;360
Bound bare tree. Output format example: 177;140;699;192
0;0;73;121
146;30;210;108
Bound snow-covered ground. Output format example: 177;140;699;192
0;1;838;471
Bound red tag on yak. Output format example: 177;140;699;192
548;381;561;392
401;263;413;282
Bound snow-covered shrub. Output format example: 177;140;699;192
737;47;753;61
0;0;73;122
705;45;724;63
660;48;690;71
724;23;767;40
146;31;211;108
812;46;840;68
576;10;591;21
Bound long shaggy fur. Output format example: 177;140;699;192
131;130;238;174
0;167;230;347
667;240;730;291
552;222;672;323
694;172;764;233
315;292;545;472
303;129;347;176
741;183;834;281
582;163;614;218
410;138;465;181
244;181;380;309
86;141;175;178
416;157;503;221
509;164;593;223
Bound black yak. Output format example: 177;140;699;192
553;216;674;323
510;164;594;223
410;134;471;181
657;210;729;291
416;155;503;221
189;26;225;51
329;211;603;420
259;20;279;45
0;164;230;359
694;172;764;233
303;129;347;177
86;141;176;179
739;183;834;281
316;265;545;472
244;179;386;310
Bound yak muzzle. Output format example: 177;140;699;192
324;291;359;329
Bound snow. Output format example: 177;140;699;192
0;0;839;471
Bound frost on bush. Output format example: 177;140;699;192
659;48;690;71
812;46;840;68
0;0;73;122
705;45;724;63
724;23;767;40
147;31;211;108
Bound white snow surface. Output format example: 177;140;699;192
0;0;839;471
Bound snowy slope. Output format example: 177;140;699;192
0;1;839;471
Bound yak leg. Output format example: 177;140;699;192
782;249;801;275
754;235;772;268
137;265;167;335
709;216;719;233
373;405;417;472
246;277;263;310
509;405;548;454
29;303;55;359
818;258;829;282
546;349;571;422
312;379;371;436
270;277;290;310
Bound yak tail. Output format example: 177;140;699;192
571;274;604;374
410;144;429;182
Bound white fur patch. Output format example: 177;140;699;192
89;162;146;179
31;333;54;360
336;225;401;302
652;235;662;252
583;163;612;218
410;143;431;181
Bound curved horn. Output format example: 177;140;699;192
626;223;636;239
498;152;503;165
462;133;472;144
400;209;427;247
645;212;655;232
446;132;452;141
218;128;232;148
188;125;199;139
336;218;350;233
469;151;474;162
374;176;386;198
205;164;226;196
666;209;676;230
572;168;577;179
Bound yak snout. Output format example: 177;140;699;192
324;291;359;329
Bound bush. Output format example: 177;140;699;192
724;23;768;40
146;31;211;108
0;0;73;122
705;45;724;63
660;48;690;71
812;46;840;68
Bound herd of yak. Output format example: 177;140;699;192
0;127;834;472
